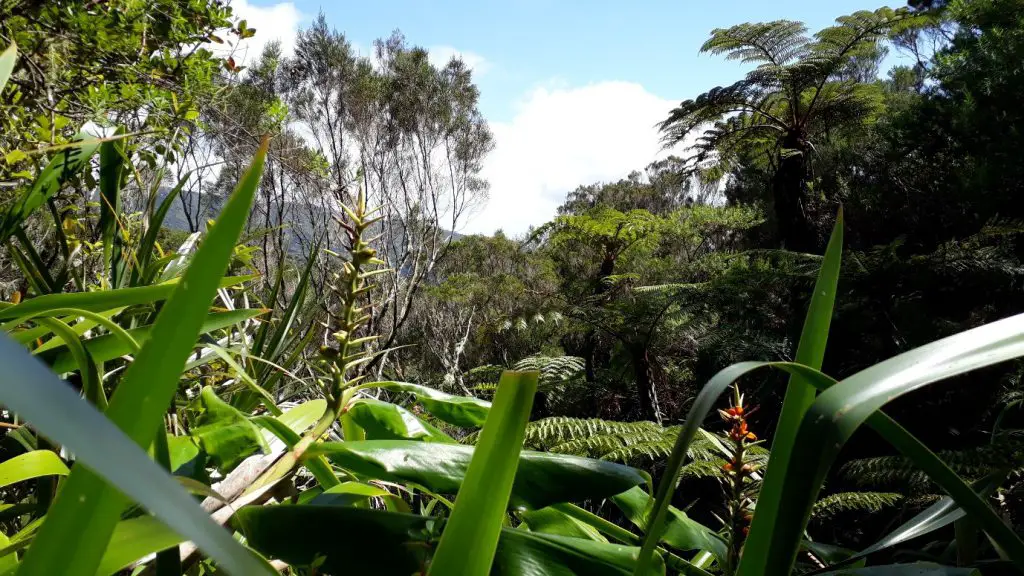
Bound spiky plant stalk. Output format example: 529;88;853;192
292;187;385;450
718;385;760;575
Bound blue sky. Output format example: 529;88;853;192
232;0;908;234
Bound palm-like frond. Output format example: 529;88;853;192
810;8;914;76
658;81;788;148
701;20;810;66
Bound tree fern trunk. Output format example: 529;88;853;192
772;135;816;253
632;346;661;424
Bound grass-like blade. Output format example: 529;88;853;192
627;355;1019;576
99;130;126;287
40;309;261;373
259;239;318;366
32;316;106;408
816;564;979;575
0;275;256;322
95;516;184;576
0;336;272;576
130;173;191;287
738;312;1024;574
16;138;272;576
635;212;843;575
427;370;538;575
852;472;1004;563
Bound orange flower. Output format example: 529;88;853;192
722;462;734;472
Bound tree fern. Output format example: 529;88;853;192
659;7;921;251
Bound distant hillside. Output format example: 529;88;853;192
157;187;463;256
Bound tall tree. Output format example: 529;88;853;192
658;8;917;252
0;0;235;150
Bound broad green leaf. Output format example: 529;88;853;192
817;564;980;575
307;481;405;510
233;505;435;574
165;435;205;480
638;213;839;569
0;135;101;242
274;398;326;437
739;312;1024;574
39;309;263;373
372;381;491;427
429;370;538;576
0;43;15;93
250;408;338;490
191;386;269;472
234;505;664;575
16;139;273;576
0;451;68;489
306;439;647;510
520;507;608;542
347;399;456;443
0;275;256;322
254;398;327;450
494;529;665;576
611;486;725;560
95;516;184;576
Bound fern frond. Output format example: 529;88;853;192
701;20;810;66
524;417;662;449
811;491;902;521
513;356;586;384
841;435;1024;493
525;417;725;468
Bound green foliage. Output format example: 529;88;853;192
2;1;1024;574
0;0;233;153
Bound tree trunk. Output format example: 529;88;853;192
632;346;662;425
772;134;817;253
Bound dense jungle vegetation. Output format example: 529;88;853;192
0;0;1023;574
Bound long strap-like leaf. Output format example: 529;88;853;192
15;138;272;576
428;370;538;575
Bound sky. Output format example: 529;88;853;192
227;0;908;235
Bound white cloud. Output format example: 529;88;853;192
222;0;302;62
429;46;491;75
463;81;680;236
